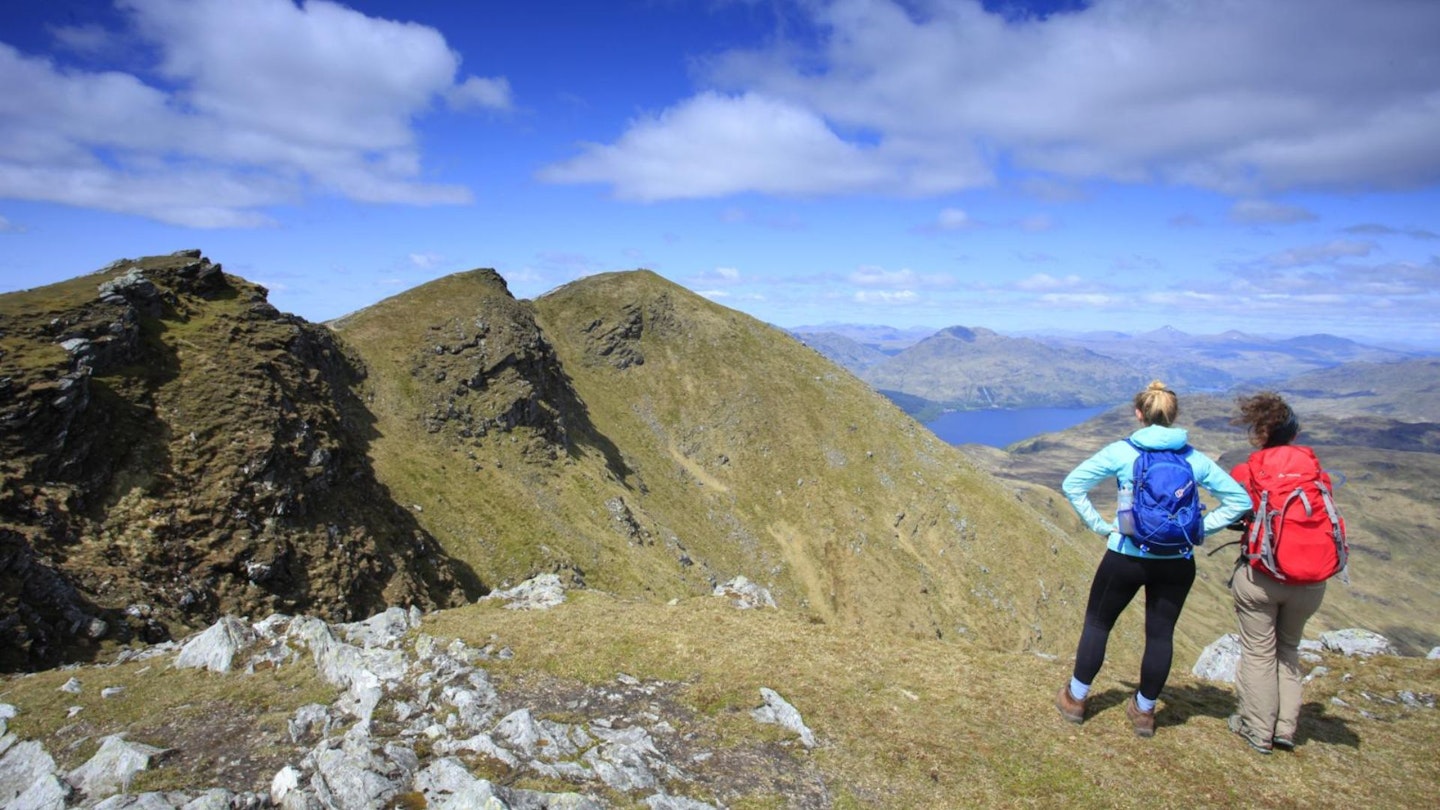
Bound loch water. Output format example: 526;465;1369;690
925;406;1109;448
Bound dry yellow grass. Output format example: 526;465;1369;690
430;591;1440;809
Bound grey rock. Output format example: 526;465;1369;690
91;793;181;809
1;740;59;805
645;794;718;810
713;576;776;609
309;734;400;810
1192;634;1242;683
65;734;168;802
585;724;665;792
1319;629;1398;657
175;616;257;673
336;606;420;648
178;788;241;810
412;758;507;809
486;574;566;611
5;772;68;810
288;704;333;745
751;687;815;748
1428;646;1439;660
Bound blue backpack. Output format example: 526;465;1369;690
1123;439;1205;554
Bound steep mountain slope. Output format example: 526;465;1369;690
861;325;1147;408
333;268;1102;653
0;252;468;671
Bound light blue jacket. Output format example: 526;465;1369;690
1061;424;1251;559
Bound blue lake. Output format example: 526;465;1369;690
926;406;1110;448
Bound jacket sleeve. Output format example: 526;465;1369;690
1192;453;1252;536
1061;446;1119;537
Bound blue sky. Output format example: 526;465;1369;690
2;0;1438;345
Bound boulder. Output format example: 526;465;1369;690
751;687;815;748
1192;634;1242;683
174;616;256;673
1319;629;1398;657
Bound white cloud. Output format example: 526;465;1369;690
447;76;513;111
1229;200;1318;225
1017;213;1055;233
854;290;919;304
548;0;1440;199
1014;273;1083;292
0;214;23;233
539;91;929;199
851;265;915;287
935;208;973;231
409;252;445;269
50;24;114;56
0;0;501;226
692;266;742;285
1260;240;1375;269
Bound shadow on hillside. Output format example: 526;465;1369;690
1295;701;1362;749
1102;682;1361;749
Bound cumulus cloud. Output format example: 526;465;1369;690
538;91;934;200
447;76;513;111
544;0;1440;200
0;0;505;226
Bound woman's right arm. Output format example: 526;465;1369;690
1062;447;1119;537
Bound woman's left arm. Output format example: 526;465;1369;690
1192;454;1252;535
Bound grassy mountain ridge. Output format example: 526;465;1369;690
333;266;1102;652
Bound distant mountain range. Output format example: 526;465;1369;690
792;323;1431;417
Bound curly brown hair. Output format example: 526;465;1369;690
1232;391;1298;448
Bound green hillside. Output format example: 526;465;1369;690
333;267;1104;654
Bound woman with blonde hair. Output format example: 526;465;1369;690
1056;381;1251;737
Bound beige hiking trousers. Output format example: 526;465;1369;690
1231;563;1326;746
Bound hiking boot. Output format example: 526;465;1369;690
1055;684;1088;724
1227;714;1274;755
1272;736;1296;752
1126;696;1156;738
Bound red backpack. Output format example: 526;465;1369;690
1241;445;1348;584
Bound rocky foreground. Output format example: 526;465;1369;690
4;572;1437;809
0;576;818;810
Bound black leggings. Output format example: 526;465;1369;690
1073;549;1196;701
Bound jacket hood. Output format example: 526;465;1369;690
1128;424;1190;450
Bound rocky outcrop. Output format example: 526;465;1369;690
1193;627;1402;683
0;252;471;672
0;580;825;809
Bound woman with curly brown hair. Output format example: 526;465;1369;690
1227;391;1344;755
